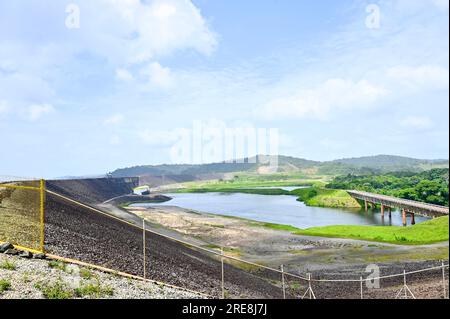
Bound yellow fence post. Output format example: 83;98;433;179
40;179;45;253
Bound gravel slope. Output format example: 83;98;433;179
0;254;204;299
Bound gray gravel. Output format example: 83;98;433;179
0;254;205;299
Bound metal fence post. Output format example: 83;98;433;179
40;179;45;253
221;247;225;299
281;265;286;299
360;276;364;299
143;218;146;279
442;260;447;299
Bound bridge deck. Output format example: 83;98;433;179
347;190;449;218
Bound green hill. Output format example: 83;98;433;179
109;155;449;179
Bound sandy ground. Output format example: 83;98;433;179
125;205;449;273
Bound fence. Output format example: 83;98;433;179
0;180;45;253
1;182;449;299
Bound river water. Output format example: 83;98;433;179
131;192;430;228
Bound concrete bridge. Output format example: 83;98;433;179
347;190;449;226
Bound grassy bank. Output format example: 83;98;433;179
290;187;361;208
293;216;449;245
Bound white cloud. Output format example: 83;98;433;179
104;113;124;125
115;68;134;82
141;62;173;89
387;65;449;91
0;101;9;115
259;79;387;120
27;104;54;121
400;116;434;129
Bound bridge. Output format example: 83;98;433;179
347;190;449;226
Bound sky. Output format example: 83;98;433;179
0;0;449;178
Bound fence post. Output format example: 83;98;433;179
143;218;146;279
281;264;286;299
360;276;364;299
221;247;225;299
40;179;45;253
442;260;447;299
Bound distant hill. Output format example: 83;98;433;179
109;155;449;181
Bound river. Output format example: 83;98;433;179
131;192;430;228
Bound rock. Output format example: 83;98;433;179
18;250;33;259
0;242;14;253
4;248;19;255
33;253;46;259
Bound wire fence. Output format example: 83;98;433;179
1;181;449;299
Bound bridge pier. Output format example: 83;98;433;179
402;209;407;226
381;204;385;218
364;200;368;212
388;207;392;218
410;213;416;225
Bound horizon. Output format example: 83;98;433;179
1;1;449;178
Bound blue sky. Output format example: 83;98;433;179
0;0;449;178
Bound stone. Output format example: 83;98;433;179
4;248;19;255
18;250;33;259
33;253;46;260
0;242;14;253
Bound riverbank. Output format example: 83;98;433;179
124;205;449;271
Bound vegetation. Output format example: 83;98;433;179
35;280;74;299
290;187;361;208
110;154;449;178
0;259;17;271
48;260;67;272
294;216;449;245
75;279;114;298
327;168;449;206
79;268;93;280
0;279;11;293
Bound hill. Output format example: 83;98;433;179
109;155;449;181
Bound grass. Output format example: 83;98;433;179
0;259;17;270
290;187;361;208
0;279;11;293
294;216;449;245
48;260;67;272
36;280;74;299
75;279;114;298
79;268;93;280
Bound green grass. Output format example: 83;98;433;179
75;279;114;298
79;268;93;280
0;279;11;293
36;280;74;299
290;187;361;208
294;216;449;245
177;187;291;196
0;260;17;271
48;260;67;272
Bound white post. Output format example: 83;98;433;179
308;273;312;299
360;276;364;299
281;265;286;299
221;247;225;299
403;270;407;299
442;261;447;299
143;218;146;279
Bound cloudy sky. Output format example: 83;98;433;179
0;0;449;178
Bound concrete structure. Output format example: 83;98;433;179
347;190;449;226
